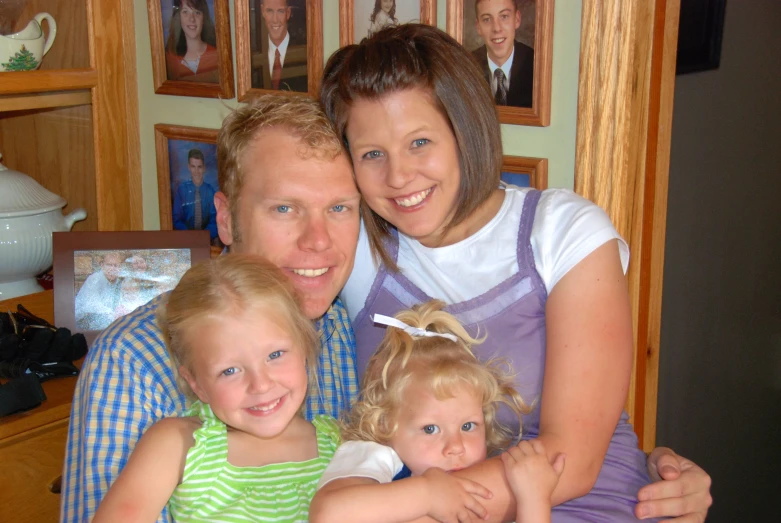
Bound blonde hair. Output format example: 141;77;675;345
159;254;318;400
342;300;529;455
217;94;345;242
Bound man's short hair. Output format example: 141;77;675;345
187;148;205;163
217;94;344;216
475;0;520;16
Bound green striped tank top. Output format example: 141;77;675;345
168;401;340;522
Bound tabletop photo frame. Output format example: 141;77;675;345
53;231;211;345
501;155;548;189
235;0;324;101
447;0;554;126
339;0;437;47
146;0;235;98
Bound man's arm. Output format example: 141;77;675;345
60;309;183;523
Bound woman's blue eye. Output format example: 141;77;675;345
362;150;383;160
269;350;283;360
423;425;439;434
222;367;238;376
412;138;429;148
462;422;477;431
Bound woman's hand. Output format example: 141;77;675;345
635;447;712;521
422;467;493;523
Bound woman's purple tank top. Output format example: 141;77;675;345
352;190;654;521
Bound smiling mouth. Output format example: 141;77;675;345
291;268;330;277
394;188;432;208
248;397;282;412
491;37;507;44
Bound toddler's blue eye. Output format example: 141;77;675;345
269;350;282;360
222;367;238;376
462;422;476;431
423;425;439;434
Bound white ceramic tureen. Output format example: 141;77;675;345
0;152;86;299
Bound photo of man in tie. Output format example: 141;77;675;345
469;0;535;108
252;0;308;92
172;148;220;243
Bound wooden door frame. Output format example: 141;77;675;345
575;0;681;451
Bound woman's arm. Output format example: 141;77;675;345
92;417;193;522
309;471;492;523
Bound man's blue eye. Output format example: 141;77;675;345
332;204;346;212
276;205;290;213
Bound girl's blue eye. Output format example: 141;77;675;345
269;350;283;360
222;367;238;376
423;425;439;434
462;422;477;431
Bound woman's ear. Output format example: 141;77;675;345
179;365;209;403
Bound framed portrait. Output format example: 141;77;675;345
52;231;211;345
676;0;726;75
447;0;554;126
236;0;323;101
154;124;225;255
146;0;235;98
339;0;437;47
501;155;548;189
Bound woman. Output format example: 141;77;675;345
321;24;711;521
165;0;219;81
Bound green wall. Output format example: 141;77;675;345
134;0;582;229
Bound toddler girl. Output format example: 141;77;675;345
93;255;340;522
310;300;565;523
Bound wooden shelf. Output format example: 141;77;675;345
0;91;92;113
0;69;98;95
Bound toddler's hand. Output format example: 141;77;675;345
422;467;493;522
501;439;565;506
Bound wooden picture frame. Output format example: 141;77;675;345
447;0;554;126
339;0;437;47
146;0;235;98
236;0;324;101
52;231;211;345
154;124;224;255
676;0;727;75
501;155;548;189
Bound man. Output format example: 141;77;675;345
61;95;361;523
74;252;124;331
471;0;534;108
172;148;219;243
255;0;308;92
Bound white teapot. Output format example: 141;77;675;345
0;153;86;299
0;12;56;71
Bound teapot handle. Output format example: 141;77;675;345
33;13;57;56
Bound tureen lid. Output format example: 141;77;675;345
0;152;67;218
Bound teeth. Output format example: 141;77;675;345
249;398;281;412
291;267;329;277
395;189;431;207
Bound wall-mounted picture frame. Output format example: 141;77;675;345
154;124;224;256
52;231;211;345
235;0;323;101
501;155;548;189
146;0;235;98
676;0;727;75
339;0;437;47
447;0;554;126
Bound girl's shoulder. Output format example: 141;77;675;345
312;414;342;447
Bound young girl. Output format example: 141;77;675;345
310;300;565;523
165;0;219;80
368;0;398;37
93;255;341;522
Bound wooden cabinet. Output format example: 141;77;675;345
0;291;75;522
0;0;141;231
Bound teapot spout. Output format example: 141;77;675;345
63;208;87;230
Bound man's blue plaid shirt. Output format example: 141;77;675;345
60;293;358;523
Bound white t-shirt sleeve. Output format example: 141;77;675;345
531;189;630;293
317;440;405;489
341;220;378;322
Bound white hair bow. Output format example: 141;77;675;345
372;313;458;342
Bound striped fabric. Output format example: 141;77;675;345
61;294;358;523
169;403;340;522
